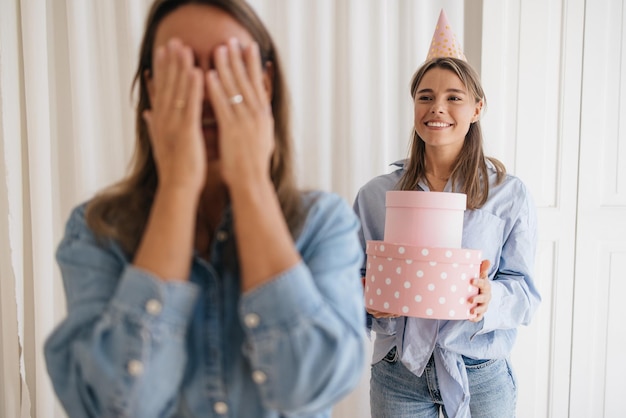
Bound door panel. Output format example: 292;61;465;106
571;1;626;415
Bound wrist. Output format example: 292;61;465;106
227;174;274;203
156;179;204;201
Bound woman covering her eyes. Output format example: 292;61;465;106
44;1;366;417
353;20;541;418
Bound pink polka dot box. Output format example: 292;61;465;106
364;240;481;320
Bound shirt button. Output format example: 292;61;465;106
252;370;267;384
145;299;162;315
127;360;143;376
216;231;228;242
244;313;260;328
213;401;228;415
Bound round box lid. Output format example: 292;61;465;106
386;190;466;210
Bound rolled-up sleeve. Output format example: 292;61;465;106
478;183;541;335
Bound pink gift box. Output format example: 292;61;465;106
364;241;481;319
384;191;466;248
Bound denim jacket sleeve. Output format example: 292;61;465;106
45;205;200;418
238;193;366;415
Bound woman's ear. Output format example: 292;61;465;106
472;99;484;123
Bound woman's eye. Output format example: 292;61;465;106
448;96;461;101
418;96;432;101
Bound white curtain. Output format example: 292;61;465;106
0;1;469;417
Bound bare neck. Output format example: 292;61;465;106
423;147;459;191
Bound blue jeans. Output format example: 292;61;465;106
370;347;517;418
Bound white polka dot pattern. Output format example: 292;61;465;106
364;240;481;319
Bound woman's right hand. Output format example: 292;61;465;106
206;39;275;190
143;38;206;195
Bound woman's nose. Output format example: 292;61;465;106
430;101;445;113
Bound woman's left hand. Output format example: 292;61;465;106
468;260;491;322
206;38;274;189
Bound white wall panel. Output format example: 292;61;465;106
597;0;626;207
482;0;585;416
515;0;563;206
571;0;626;416
480;0;520;171
604;248;626;417
511;240;555;417
571;240;626;417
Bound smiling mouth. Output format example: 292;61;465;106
426;121;452;127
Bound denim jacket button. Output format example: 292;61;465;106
127;359;144;376
252;370;267;384
213;401;228;414
145;299;162;315
244;313;260;328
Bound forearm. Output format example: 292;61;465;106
229;178;300;292
133;186;199;281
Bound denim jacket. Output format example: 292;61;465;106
353;160;541;417
45;191;366;418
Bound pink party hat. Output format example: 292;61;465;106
426;9;466;61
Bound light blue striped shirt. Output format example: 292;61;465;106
353;160;541;417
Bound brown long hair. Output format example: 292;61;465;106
85;0;301;255
396;57;505;209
